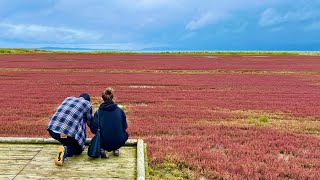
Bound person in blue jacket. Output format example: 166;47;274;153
89;87;128;158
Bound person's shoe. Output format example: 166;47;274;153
100;149;109;158
55;146;67;166
113;149;120;156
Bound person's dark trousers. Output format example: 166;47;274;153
48;130;83;157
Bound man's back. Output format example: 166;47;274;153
48;96;92;148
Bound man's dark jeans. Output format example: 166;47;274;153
48;130;83;157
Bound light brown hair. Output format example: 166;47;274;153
102;87;114;101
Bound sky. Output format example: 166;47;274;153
0;0;320;51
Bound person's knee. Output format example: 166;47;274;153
66;149;83;157
48;130;58;139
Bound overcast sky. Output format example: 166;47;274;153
0;0;320;51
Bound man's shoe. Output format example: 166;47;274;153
55;146;67;166
113;149;120;156
100;149;109;158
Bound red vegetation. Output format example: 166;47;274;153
0;53;319;178
0;53;319;71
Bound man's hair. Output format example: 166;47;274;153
102;88;114;101
79;93;91;102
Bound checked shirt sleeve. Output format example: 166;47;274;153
84;106;93;124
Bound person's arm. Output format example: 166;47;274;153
84;106;93;124
88;111;98;134
122;110;128;130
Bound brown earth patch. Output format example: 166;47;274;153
0;68;318;75
201;108;320;136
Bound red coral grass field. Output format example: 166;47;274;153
0;53;319;179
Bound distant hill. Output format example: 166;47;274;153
39;47;108;51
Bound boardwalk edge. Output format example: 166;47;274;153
137;139;146;180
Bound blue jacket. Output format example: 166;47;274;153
89;100;128;151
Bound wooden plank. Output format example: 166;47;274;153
15;144;137;179
0;145;41;178
0;155;34;160
27;157;136;167
0;144;44;151
0;160;29;176
0;147;42;152
0;159;29;165
0;163;26;169
0;150;40;156
0;175;16;180
17;162;136;179
0;150;39;160
0;165;25;175
0;143;44;148
17;167;136;179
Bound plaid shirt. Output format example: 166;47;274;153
48;96;92;149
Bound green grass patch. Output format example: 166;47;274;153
159;51;303;55
41;50;143;54
149;160;195;180
158;51;320;56
259;116;269;123
0;48;142;54
90;50;142;54
0;48;49;54
248;115;269;126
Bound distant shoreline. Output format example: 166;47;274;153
0;48;320;55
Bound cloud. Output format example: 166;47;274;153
259;7;320;27
305;21;320;30
259;8;280;27
1;0;320;50
0;23;102;43
125;0;176;8
51;0;182;29
183;0;284;31
180;32;197;40
230;22;248;33
270;27;283;32
186;12;226;30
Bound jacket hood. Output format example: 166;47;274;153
99;100;118;111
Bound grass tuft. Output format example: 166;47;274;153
248;115;269;126
159;51;320;56
259;116;269;123
149;160;195;180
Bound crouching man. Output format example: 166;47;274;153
47;93;92;166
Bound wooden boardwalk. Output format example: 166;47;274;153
0;138;145;180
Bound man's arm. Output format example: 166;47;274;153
88;111;98;134
84;106;93;124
